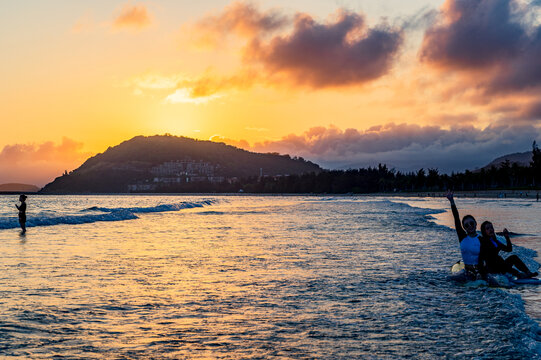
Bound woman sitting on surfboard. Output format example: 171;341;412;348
480;221;537;279
446;191;485;279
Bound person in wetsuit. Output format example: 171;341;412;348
446;191;484;279
15;194;27;234
480;221;537;278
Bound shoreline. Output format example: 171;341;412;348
367;190;541;200
1;189;540;200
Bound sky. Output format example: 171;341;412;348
2;0;541;186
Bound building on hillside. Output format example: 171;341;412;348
127;182;157;192
150;160;217;177
128;161;227;191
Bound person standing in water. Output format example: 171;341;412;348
15;194;27;234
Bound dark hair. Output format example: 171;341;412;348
461;214;476;226
480;221;492;238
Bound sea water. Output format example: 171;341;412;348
0;195;539;359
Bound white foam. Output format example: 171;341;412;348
0;200;216;229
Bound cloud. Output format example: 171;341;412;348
113;4;152;30
430;113;478;126
177;70;259;98
515;101;541;121
0;138;91;187
209;135;250;149
128;70;259;104
245;10;404;88
420;0;523;69
165;88;223;104
189;1;288;48
183;3;404;90
215;124;541;173
420;0;541;96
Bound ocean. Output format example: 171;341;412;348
0;195;539;359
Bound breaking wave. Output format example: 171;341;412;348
0;200;216;230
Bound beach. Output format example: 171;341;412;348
0;195;539;358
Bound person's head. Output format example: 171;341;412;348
462;215;477;235
19;194;27;202
481;221;495;238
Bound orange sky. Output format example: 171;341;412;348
1;0;540;186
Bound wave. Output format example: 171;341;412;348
0;200;216;230
82;199;215;214
365;199;446;215
496;231;532;237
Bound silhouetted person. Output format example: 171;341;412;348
16;194;27;234
537;193;539;202
480;222;537;278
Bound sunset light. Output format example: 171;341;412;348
2;2;541;358
2;0;541;186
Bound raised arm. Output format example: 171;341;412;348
500;228;513;252
447;191;466;241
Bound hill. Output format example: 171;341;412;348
479;151;532;170
40;135;321;193
0;183;40;193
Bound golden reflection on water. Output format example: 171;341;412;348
0;196;539;358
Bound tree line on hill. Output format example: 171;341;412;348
149;141;541;194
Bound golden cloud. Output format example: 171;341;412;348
113;4;152;30
0;138;91;187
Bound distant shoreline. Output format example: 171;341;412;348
0;191;39;195
368;190;541;199
1;190;539;200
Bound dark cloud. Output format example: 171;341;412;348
244;123;541;173
246;11;404;87
420;0;541;95
488;27;541;92
515;101;541;121
420;0;524;68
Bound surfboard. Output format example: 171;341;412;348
449;260;541;286
451;260;464;274
510;277;541;285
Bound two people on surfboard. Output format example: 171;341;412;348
447;191;537;280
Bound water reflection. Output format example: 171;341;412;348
0;196;538;358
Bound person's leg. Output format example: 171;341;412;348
505;255;538;277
